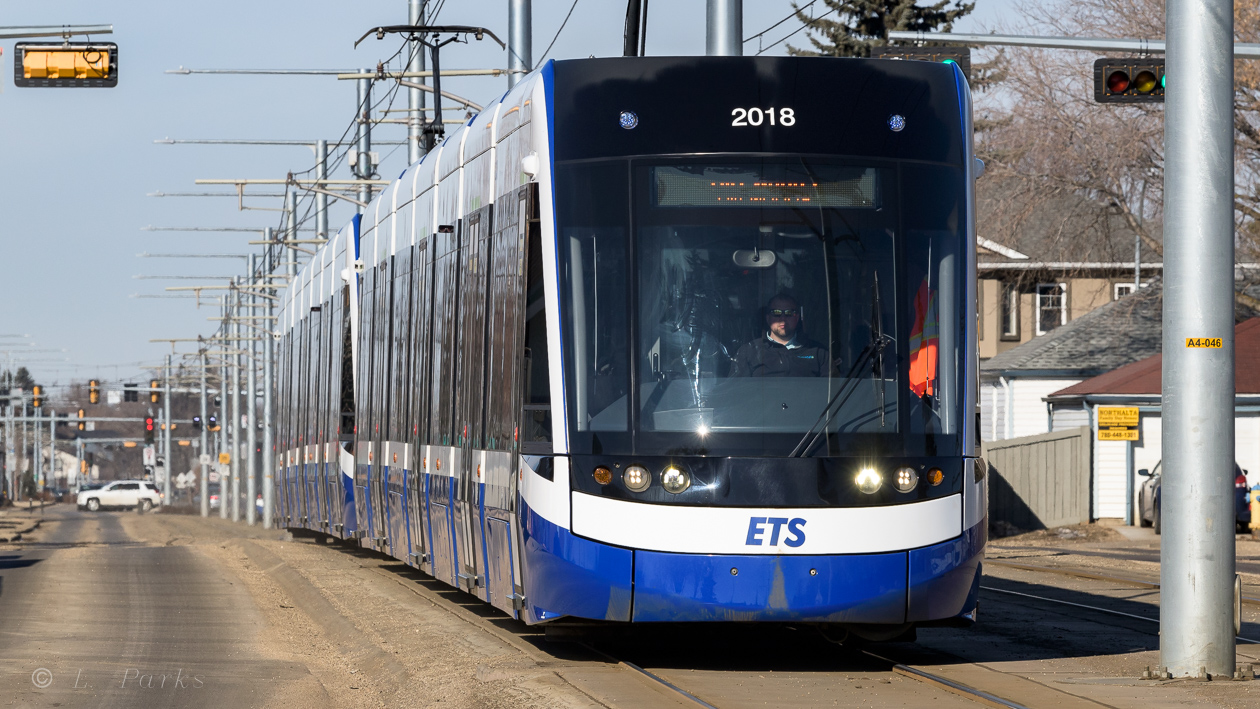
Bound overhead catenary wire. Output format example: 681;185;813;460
756;7;839;56
535;0;582;68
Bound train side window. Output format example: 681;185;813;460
339;284;356;440
521;184;552;454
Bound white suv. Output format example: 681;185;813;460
77;480;162;512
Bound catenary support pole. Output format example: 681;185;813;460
230;286;242;523
408;0;426;162
163;354;173;504
263;277;275;529
286;191;298;279
315;141;329;241
200;352;209;517
357;67;373;213
706;0;741;56
33;407;40;495
46;409;54;492
219;298;230;520
246;255;258;525
1161;0;1236;679
508;0;531;87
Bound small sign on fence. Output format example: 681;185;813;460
1097;406;1140;441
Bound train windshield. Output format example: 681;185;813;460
556;157;964;457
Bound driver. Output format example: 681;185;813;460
729;294;828;377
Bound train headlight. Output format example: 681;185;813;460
855;467;882;494
593;466;613;486
623;464;651;492
927;468;944;486
893;466;918;493
661;466;690;494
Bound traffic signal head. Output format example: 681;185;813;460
144;416;155;444
14;42;118;88
150;379;160;404
78;408;86;431
193;415;202;431
208;413;220;431
88;379;100;405
1094;58;1165;103
32;385;42;408
871;45;972;82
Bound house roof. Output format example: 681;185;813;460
980;279;1163;377
1048;318;1260;397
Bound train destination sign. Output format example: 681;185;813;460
1097;406;1139;440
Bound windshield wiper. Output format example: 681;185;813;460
789;273;892;458
788;333;891;457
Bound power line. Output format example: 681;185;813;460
745;0;817;44
536;0;582;68
757;7;838;56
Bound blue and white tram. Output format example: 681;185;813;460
277;55;985;635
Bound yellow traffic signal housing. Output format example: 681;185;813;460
88;379;100;405
14;42;118;88
77;408;86;431
150;379;161;404
32;385;42;408
1094;58;1165;103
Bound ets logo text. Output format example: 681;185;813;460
745;517;806;547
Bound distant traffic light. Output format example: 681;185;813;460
123;383;139;402
144;416;155;444
88;379;100;405
32;385;42;408
77;408;86;431
208;413;220;432
192;415;202;432
871;45;972;81
149;379;160;404
1094;58;1165;103
80;459;88;474
14;42;118;88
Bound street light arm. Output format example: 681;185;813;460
354;25;505;49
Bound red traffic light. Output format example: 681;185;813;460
1106;70;1130;93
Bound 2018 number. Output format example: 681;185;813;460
731;107;795;127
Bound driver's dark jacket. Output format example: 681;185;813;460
729;333;829;377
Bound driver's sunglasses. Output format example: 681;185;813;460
768;309;798;317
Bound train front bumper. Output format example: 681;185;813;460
520;494;984;624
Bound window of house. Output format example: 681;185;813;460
1036;283;1067;335
1000;281;1020;340
1114;282;1136;300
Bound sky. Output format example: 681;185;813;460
0;0;1010;390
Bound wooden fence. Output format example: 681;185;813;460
984;426;1092;530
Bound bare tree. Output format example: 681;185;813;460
979;0;1260;309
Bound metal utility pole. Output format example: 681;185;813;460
230;287;242;523
47;409;54;492
219;298;230;521
706;0;741;56
356;67;373;212
246;255;259;525
1161;0;1237;679
33;407;41;495
286;191;299;279
200;353;209;517
508;0;531;86
315;142;329;241
163;354;173;504
5;405;14;499
262;284;275;529
408;0;427;162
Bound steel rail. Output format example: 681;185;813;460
987;559;1260;605
981;585;1260;645
862;651;1033;709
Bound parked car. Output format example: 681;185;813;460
76;480;162;513
1138;461;1251;534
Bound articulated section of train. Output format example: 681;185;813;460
275;56;985;635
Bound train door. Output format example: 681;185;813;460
426;219;461;587
371;258;392;548
386;250;412;560
408;239;433;570
337;283;357;537
354;265;376;542
308;307;324;529
454;206;491;599
483;184;536;616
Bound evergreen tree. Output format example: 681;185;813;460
788;0;975;58
13;367;35;390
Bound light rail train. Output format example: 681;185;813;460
276;55;985;636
